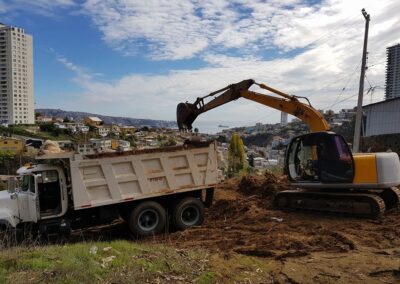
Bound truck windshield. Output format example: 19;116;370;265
20;175;34;192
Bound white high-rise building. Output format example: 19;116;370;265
385;44;400;100
280;111;288;125
0;23;34;125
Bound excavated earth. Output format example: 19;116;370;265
149;173;400;283
76;173;400;283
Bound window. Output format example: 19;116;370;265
286;133;354;183
20;175;34;192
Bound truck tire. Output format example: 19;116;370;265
173;197;204;230
128;201;166;237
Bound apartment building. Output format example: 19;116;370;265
386;44;400;100
0;23;34;124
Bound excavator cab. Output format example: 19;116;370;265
285;132;354;183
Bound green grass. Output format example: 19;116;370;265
0;125;75;142
0;240;216;284
34;131;73;141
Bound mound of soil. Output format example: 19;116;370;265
238;172;293;201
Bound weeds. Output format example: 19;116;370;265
0;240;215;283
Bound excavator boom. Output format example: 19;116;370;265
177;79;330;132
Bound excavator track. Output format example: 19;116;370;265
274;190;386;218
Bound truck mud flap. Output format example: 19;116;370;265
204;188;214;208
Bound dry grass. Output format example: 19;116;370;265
0;240;215;283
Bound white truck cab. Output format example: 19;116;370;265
0;164;68;229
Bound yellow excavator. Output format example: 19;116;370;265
177;79;400;217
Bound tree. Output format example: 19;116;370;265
164;137;177;146
0;150;16;175
228;133;246;175
216;135;227;143
248;153;255;167
39;123;62;137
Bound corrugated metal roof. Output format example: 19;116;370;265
364;97;400;109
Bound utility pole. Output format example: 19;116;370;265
352;8;370;153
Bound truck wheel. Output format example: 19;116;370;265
173;197;204;230
128;201;166;237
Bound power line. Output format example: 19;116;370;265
305;59;361;98
247;13;365;125
301;13;361;48
368;60;386;69
321;60;361;110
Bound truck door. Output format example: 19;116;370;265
17;175;39;223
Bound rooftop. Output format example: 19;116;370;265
364;97;400;109
86;117;102;122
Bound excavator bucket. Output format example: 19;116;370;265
177;102;199;131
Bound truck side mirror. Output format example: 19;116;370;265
35;173;43;184
7;177;17;193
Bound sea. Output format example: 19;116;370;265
190;120;251;134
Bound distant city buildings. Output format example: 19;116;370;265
0;23;34;124
280;112;288;125
385;43;400;100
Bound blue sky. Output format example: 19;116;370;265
1;0;399;129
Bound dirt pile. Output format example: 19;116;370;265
38;140;64;155
237;172;292;200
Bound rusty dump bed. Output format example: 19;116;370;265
67;141;218;210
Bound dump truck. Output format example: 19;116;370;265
0;141;217;240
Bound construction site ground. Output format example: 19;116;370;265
151;174;400;283
75;173;400;283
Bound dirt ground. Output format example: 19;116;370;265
149;173;400;283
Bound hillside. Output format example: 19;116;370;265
36;109;177;128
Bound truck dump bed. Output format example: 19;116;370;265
67;141;218;209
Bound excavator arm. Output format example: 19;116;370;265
177;79;330;132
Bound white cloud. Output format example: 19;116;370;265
82;0;312;59
80;0;394;61
0;0;75;16
56;56;92;81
